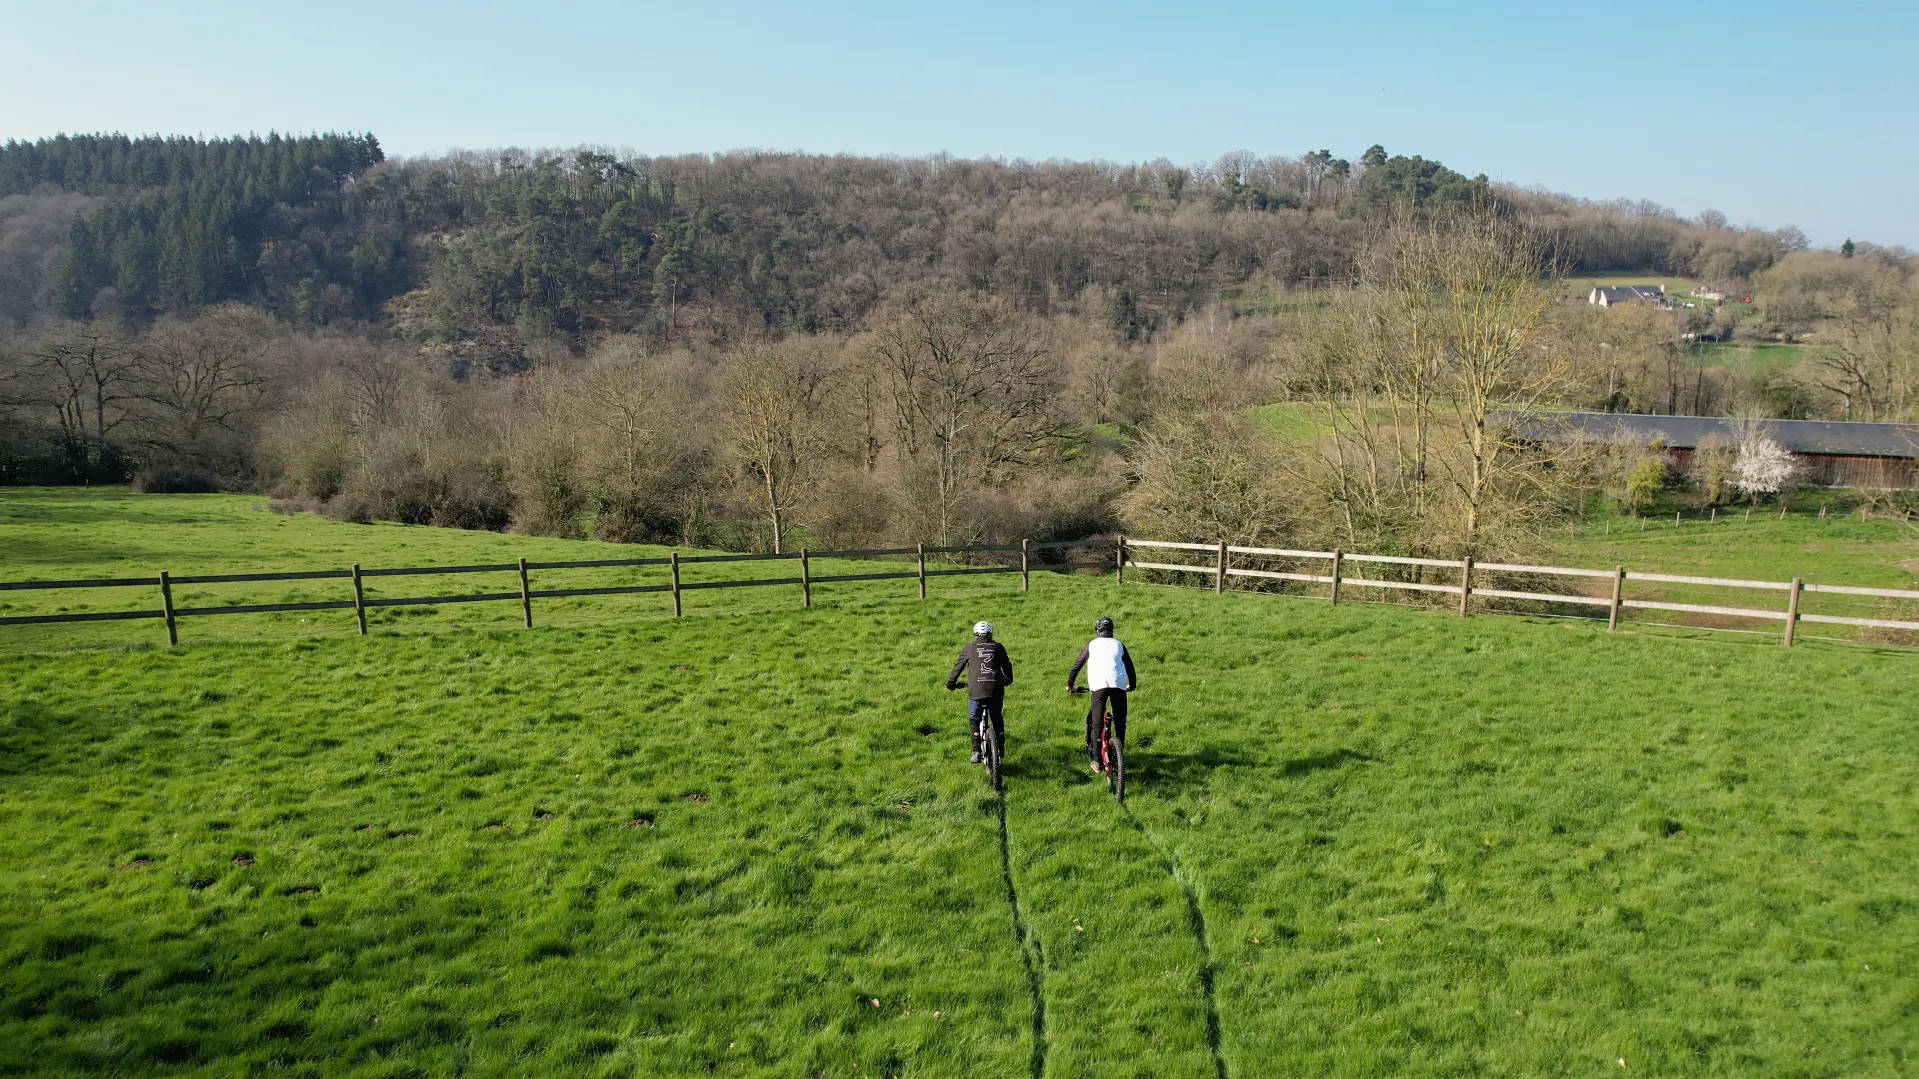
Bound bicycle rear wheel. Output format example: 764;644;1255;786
1108;733;1125;803
985;726;1002;792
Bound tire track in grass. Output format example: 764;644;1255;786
1123;805;1229;1079
995;788;1049;1079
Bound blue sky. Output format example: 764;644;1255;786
5;0;1915;247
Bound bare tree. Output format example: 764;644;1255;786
127;305;281;471
867;292;1066;543
717;336;839;552
1118;410;1296;543
574;337;713;543
1283;212;1570;558
1423;214;1564;553
22;322;135;465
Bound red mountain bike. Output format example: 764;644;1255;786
1074;688;1125;803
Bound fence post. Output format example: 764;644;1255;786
1819;504;1827;521
1607;566;1625;632
1674;511;1680;528
1783;576;1803;647
1020;539;1030;593
158;570;177;646
351;563;368;635
517;557;533;628
1329;549;1343;606
917;543;927;600
800;548;811;608
1711;507;1718;523
670;551;682;617
1215;539;1227;595
1115;536;1125;586
1457;557;1474;617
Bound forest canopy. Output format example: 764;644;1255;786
0;133;1823;359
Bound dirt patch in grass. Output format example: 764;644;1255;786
116;858;152;871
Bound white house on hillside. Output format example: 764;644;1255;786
1589;285;1668;307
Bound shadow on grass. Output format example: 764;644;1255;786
1128;746;1256;792
1278;747;1375;777
0;699;122;781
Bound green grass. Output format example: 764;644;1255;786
1555;511;1919;588
1566;271;1706;297
3;490;1918;1076
1546;510;1919;643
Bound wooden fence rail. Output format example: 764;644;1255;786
1121;538;1919;647
11;530;1919;650
0;538;1113;645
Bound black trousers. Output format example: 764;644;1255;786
1085;688;1128;759
968;694;1005;753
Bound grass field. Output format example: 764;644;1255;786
3;490;1918;1077
0;489;1024;651
1565;272;1707;298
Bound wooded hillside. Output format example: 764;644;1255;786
1;134;1815;364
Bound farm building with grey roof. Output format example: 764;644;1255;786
1499;412;1919;489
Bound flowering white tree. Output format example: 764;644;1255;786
1731;434;1800;504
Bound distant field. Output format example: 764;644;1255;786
3;489;1917;1076
1690;340;1829;375
1566;270;1706;296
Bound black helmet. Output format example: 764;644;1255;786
1094;616;1114;634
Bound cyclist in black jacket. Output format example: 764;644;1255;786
946;620;1014;764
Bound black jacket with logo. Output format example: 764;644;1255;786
947;639;1014;700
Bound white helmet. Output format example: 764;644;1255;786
973;621;993;637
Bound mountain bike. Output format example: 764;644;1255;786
977;710;1003;792
955;683;1003;792
1074;688;1125;803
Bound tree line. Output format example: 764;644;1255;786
8;211;1908;563
2;134;1913;564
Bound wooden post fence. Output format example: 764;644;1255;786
159;570;177;646
517;557;533;628
16;537;1919;654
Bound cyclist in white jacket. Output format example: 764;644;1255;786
1066;616;1138;773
